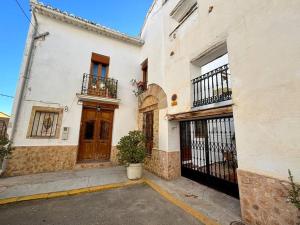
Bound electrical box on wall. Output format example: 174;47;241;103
62;127;69;140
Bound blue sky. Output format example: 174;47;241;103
0;0;153;115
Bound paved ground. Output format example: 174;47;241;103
0;167;241;225
0;184;203;225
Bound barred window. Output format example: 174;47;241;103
27;107;63;139
30;112;59;137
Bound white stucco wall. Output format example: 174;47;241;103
12;13;141;147
10;0;300;182
141;0;300;182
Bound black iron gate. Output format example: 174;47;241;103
180;116;239;198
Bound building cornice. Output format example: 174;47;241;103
31;2;144;47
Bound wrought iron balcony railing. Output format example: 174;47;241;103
192;64;231;107
81;73;118;99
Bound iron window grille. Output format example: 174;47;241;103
30;111;59;138
192;64;232;107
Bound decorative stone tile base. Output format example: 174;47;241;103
144;149;180;180
110;146;119;165
5;146;78;177
238;169;300;225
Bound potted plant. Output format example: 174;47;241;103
117;130;146;180
130;79;146;97
0;136;12;176
105;80;117;98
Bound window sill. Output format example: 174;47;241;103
191;100;233;111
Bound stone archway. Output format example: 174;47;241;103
138;84;179;180
138;84;167;149
138;83;167;110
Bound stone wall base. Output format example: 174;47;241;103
109;147;180;180
238;169;300;225
110;146;119;165
144;149;180;180
5;146;78;177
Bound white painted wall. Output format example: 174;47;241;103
12;13;141;147
141;0;300;182
11;0;300;182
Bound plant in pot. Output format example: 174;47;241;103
0;136;12;176
130;79;146;97
104;80;117;98
117;130;146;180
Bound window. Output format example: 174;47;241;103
84;121;95;139
143;110;153;155
141;58;148;91
162;0;169;6
191;43;232;107
30;112;59;137
99;121;110;140
170;0;197;23
27;107;63;139
90;52;110;82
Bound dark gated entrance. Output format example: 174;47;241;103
180;116;239;198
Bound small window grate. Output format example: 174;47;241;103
30;111;59;137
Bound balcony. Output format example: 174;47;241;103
81;73;118;99
192;64;232;107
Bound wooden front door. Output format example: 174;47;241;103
78;106;114;162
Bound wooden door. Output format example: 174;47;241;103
78;106;114;162
95;110;114;160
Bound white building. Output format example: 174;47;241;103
7;0;300;224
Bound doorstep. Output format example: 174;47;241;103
75;160;113;169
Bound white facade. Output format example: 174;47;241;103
8;0;299;181
8;0;300;223
10;7;141;148
140;0;300;183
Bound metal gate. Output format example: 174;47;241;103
180;116;239;198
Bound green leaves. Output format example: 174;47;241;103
117;130;146;164
0;137;12;162
288;169;300;210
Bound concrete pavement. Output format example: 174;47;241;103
0;166;241;225
0;184;204;225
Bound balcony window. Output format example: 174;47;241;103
81;74;118;99
192;54;232;107
80;52;118;99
